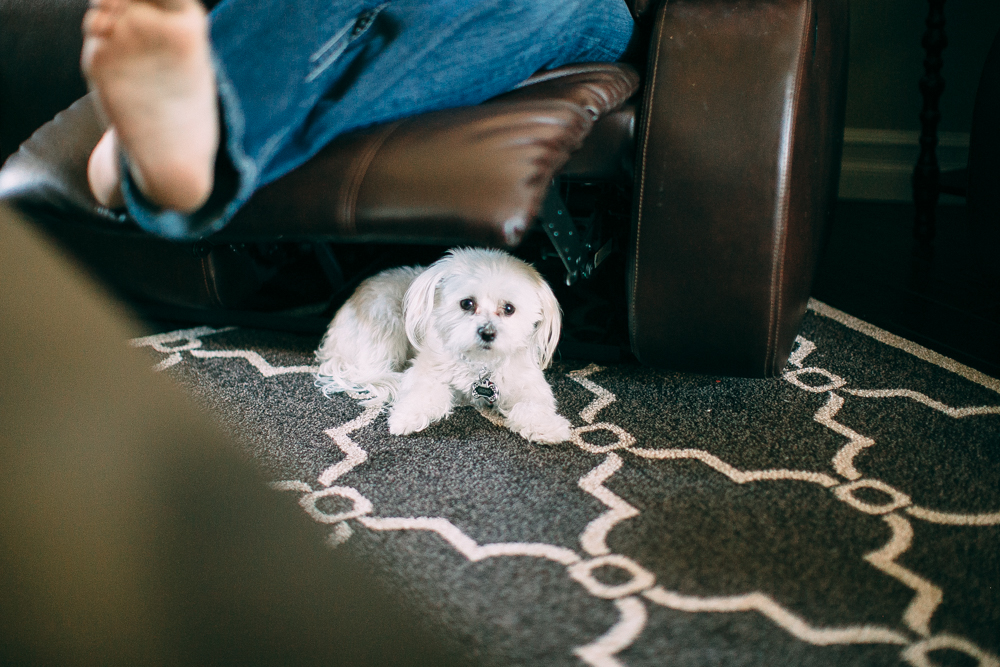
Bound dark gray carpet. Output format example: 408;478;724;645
135;299;1000;667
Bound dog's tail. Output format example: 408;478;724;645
315;265;418;406
314;303;412;407
316;371;399;405
315;334;408;406
316;350;403;405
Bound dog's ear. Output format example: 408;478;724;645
403;259;448;348
532;277;562;369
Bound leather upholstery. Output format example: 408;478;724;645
227;64;640;246
561;106;636;181
1;64;639;247
0;96;105;224
0;0;851;377
0;64;638;310
629;0;849;376
0;0;89;164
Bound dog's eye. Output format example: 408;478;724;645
502;303;516;316
460;298;476;312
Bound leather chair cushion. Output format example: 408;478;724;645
561;106;635;180
225;62;639;246
627;0;849;377
1;63;639;248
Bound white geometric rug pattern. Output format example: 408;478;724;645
130;299;1000;667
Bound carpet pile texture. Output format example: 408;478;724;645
138;299;999;667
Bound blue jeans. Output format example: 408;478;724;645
122;0;635;240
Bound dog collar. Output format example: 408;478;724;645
471;368;499;405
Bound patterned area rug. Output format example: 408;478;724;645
134;299;1000;667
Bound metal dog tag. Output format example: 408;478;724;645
471;369;499;405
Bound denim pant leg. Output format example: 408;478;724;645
123;0;635;240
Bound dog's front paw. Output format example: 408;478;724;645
388;400;453;436
387;377;454;436
506;402;573;444
387;407;433;436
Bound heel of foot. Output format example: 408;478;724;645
87;130;125;208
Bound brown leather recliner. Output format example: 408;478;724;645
0;0;850;377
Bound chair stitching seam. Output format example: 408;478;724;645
630;2;667;347
766;2;811;375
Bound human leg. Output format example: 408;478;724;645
243;0;637;185
87;0;635;240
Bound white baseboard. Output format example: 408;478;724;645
837;128;969;205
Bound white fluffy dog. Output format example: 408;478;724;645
315;248;572;443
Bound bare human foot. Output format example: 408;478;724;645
82;0;219;213
87;127;125;209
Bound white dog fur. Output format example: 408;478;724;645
315;248;572;443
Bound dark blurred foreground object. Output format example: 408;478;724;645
0;0;850;377
0;202;459;666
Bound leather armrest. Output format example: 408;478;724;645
628;0;850;377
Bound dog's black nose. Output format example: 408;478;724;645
478;323;496;343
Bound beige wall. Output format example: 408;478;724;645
837;0;1000;200
846;0;1000;134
